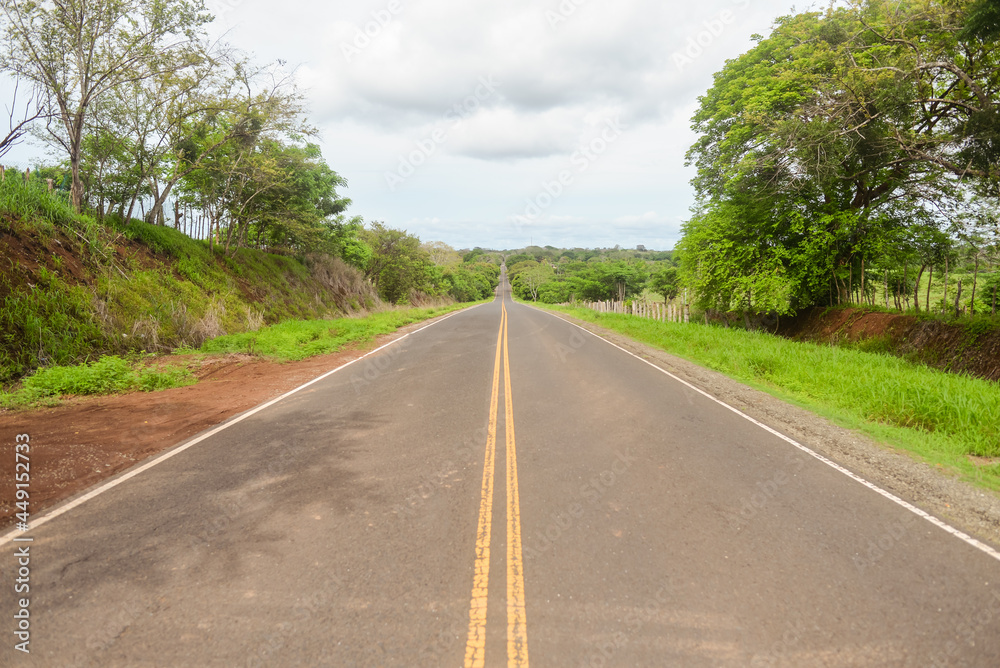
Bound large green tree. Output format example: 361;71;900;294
680;0;1000;314
0;0;211;211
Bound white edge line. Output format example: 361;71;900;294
529;305;1000;565
1;305;485;546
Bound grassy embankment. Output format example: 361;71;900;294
0;304;472;409
540;304;1000;491
0;176;477;408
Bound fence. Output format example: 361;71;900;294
583;300;690;323
0;164;56;192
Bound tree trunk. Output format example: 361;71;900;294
125;195;138;223
925;265;933;312
848;264;853;304
68;113;85;212
913;265;924;313
147;180;175;226
943;256;948;314
970;254;980;316
860;258;865;306
902;261;909;311
954;279;962;318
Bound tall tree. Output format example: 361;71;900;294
680;0;1000;314
0;0;211;211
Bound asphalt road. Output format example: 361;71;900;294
3;269;1000;667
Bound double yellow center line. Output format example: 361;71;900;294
465;300;529;668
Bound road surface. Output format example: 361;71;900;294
3;269;1000;667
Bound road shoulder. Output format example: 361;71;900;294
0;310;470;529
536;306;1000;550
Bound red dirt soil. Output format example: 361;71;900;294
778;307;1000;382
0;336;401;530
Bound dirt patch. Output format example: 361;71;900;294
0;227;90;293
0;321;433;530
779;307;1000;381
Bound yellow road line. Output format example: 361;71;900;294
464;303;505;668
503;300;530;666
465;296;530;667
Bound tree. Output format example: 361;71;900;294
362;222;431;303
649;264;680;301
0;78;46;158
146;58;311;229
513;263;553;301
679;0;1000;314
0;0;211;211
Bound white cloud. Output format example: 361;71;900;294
8;0;792;249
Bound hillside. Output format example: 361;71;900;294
778;307;1000;382
0;180;379;385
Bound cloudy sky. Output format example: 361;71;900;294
7;0;799;250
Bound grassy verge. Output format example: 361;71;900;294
0;303;479;409
0;356;195;409
197;304;475;360
539;304;1000;491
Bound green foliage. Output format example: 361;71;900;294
0;200;381;383
0;275;106;383
199;306;466;360
0;174;79;231
680;0;1000;317
961;0;1000;42
649;265;679;300
0;356;194;408
505;249;662;304
441;263;499;302
362;222;435;303
543;305;1000;487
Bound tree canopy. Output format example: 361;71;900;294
679;0;1000;315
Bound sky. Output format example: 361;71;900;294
3;0;800;251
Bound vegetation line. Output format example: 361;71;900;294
0;304;477;410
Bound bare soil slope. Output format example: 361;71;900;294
778;307;1000;381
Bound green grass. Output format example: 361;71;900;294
0;355;195;409
199;305;472;360
0;303;479;410
0;175;76;230
0;270;108;382
540;304;1000;490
